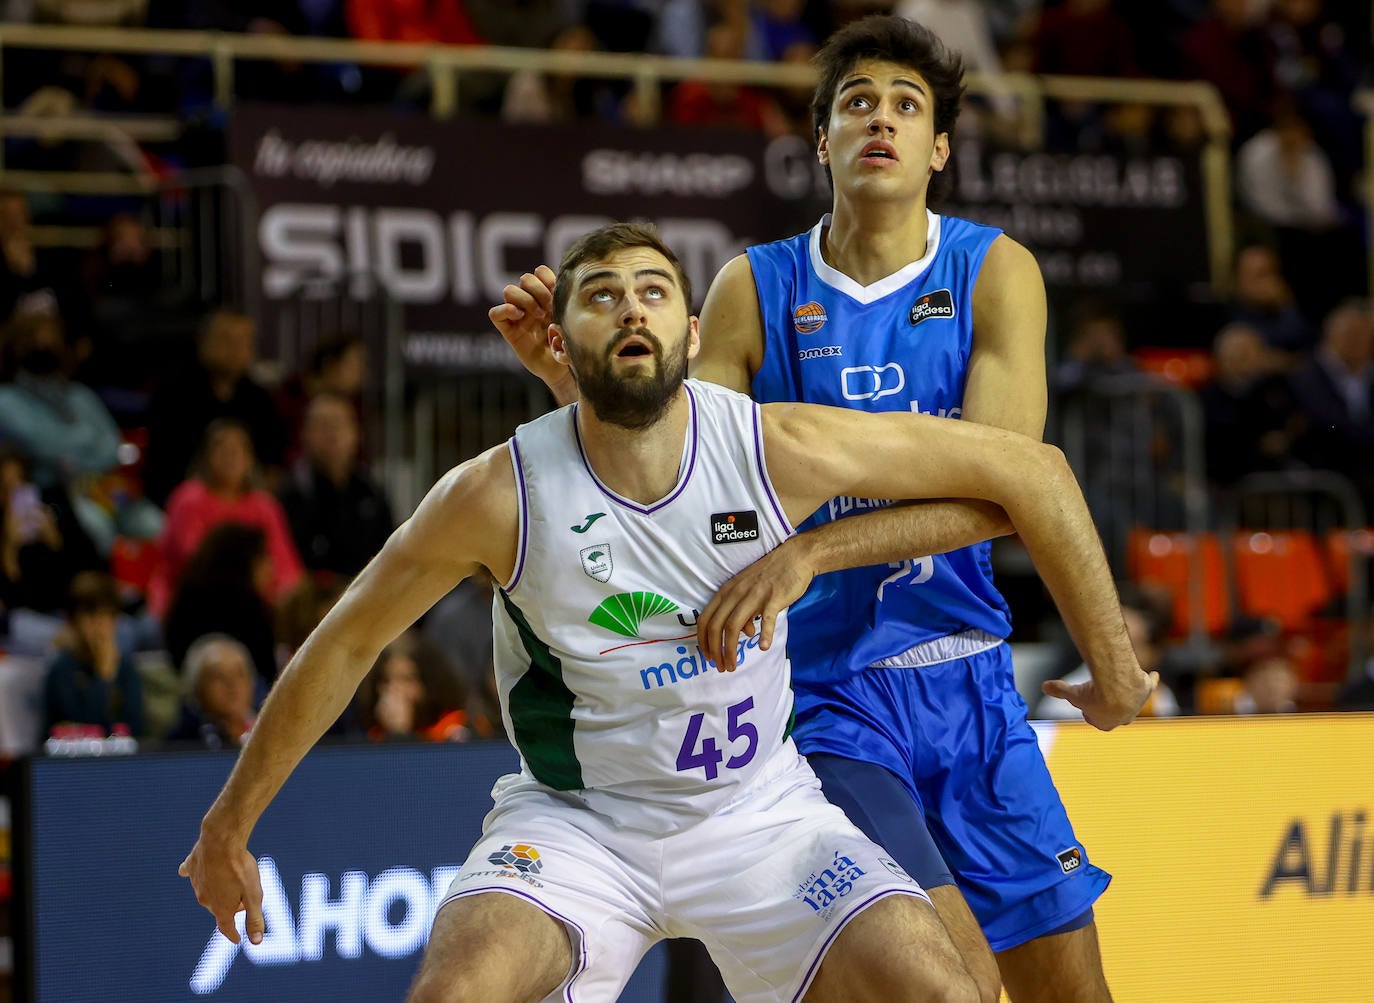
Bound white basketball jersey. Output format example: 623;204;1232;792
492;380;799;832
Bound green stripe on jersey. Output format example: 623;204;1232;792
501;592;583;790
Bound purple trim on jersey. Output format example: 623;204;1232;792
572;386;700;515
504;437;530;592
443;885;589;1002
791;887;927;1002
751;404;793;538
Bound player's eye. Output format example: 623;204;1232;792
588;288;616;303
900;98;918;113
642;285;667;300
846;95;871;110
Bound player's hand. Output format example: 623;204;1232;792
1040;668;1159;732
697;537;816;670
489;266;578;406
179;831;266;945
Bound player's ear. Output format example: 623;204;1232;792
549;325;571;366
930;132;950;173
686;316;701;361
817;127;830;166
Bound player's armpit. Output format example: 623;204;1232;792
692;253;765;394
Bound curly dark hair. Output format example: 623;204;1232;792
810;15;966;202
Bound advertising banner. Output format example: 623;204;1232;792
1036;714;1374;1001
228;108;1212;374
16;743;669;1002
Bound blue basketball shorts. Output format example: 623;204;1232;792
791;643;1110;952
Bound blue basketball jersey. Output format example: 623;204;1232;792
748;211;1013;682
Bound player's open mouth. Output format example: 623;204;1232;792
860;141;897;163
614;335;654;358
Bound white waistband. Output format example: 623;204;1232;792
869;629;1004;670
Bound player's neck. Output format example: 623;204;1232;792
822;198;930;286
576;388;691;505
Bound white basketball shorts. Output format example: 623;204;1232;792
437;747;930;1002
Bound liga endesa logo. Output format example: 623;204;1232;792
188;857;462;995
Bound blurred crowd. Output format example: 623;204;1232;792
0;0;1372;755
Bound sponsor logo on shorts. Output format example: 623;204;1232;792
580;544;612;583
879;856;915;884
794;851;868;917
711;510;759;544
798;345;842;361
1057;847;1083;874
793;301;828;334
909;288;955;327
488;843;544;874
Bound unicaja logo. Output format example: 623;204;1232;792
587;591;680;639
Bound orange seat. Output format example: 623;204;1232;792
1232;530;1333;632
1324;527;1374;594
1196;677;1245;715
1133;347;1216;389
1126;529;1229;637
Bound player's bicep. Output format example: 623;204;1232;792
692;253;764;394
966;235;1047;439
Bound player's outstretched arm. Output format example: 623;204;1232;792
708;405;1154;728
178;446;518;944
490;264;579;406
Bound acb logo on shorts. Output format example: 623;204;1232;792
1056;847;1082;874
489;843;544;875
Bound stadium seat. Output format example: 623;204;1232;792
1126;529;1229;637
1324;527;1374;594
1231;530;1333;632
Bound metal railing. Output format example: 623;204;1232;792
0;23;1235;288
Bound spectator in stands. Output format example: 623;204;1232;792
278;393;392;578
0;444;103;650
501;24;608;124
1336;655;1374;711
354;631;469;742
0;313;120;489
274;331;368;464
1179;0;1275;142
749;0;814;62
667;19;788;135
1228;244;1318;354
162;522;279;688
143;309;286;507
43;570;145;738
0;189;61;324
275;572;347;661
1289;299;1374;507
1034;584;1180;720
1052;298;1138;394
149;419;303;617
165;633;257;749
1235;654;1300;713
1198;323;1302;487
1032;0;1139;78
1237;97;1343;232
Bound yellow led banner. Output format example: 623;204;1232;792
1037;714;1374;1002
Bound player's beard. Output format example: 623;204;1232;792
569;324;690;431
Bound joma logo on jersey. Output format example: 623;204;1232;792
909;289;955;326
711;510;759;544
